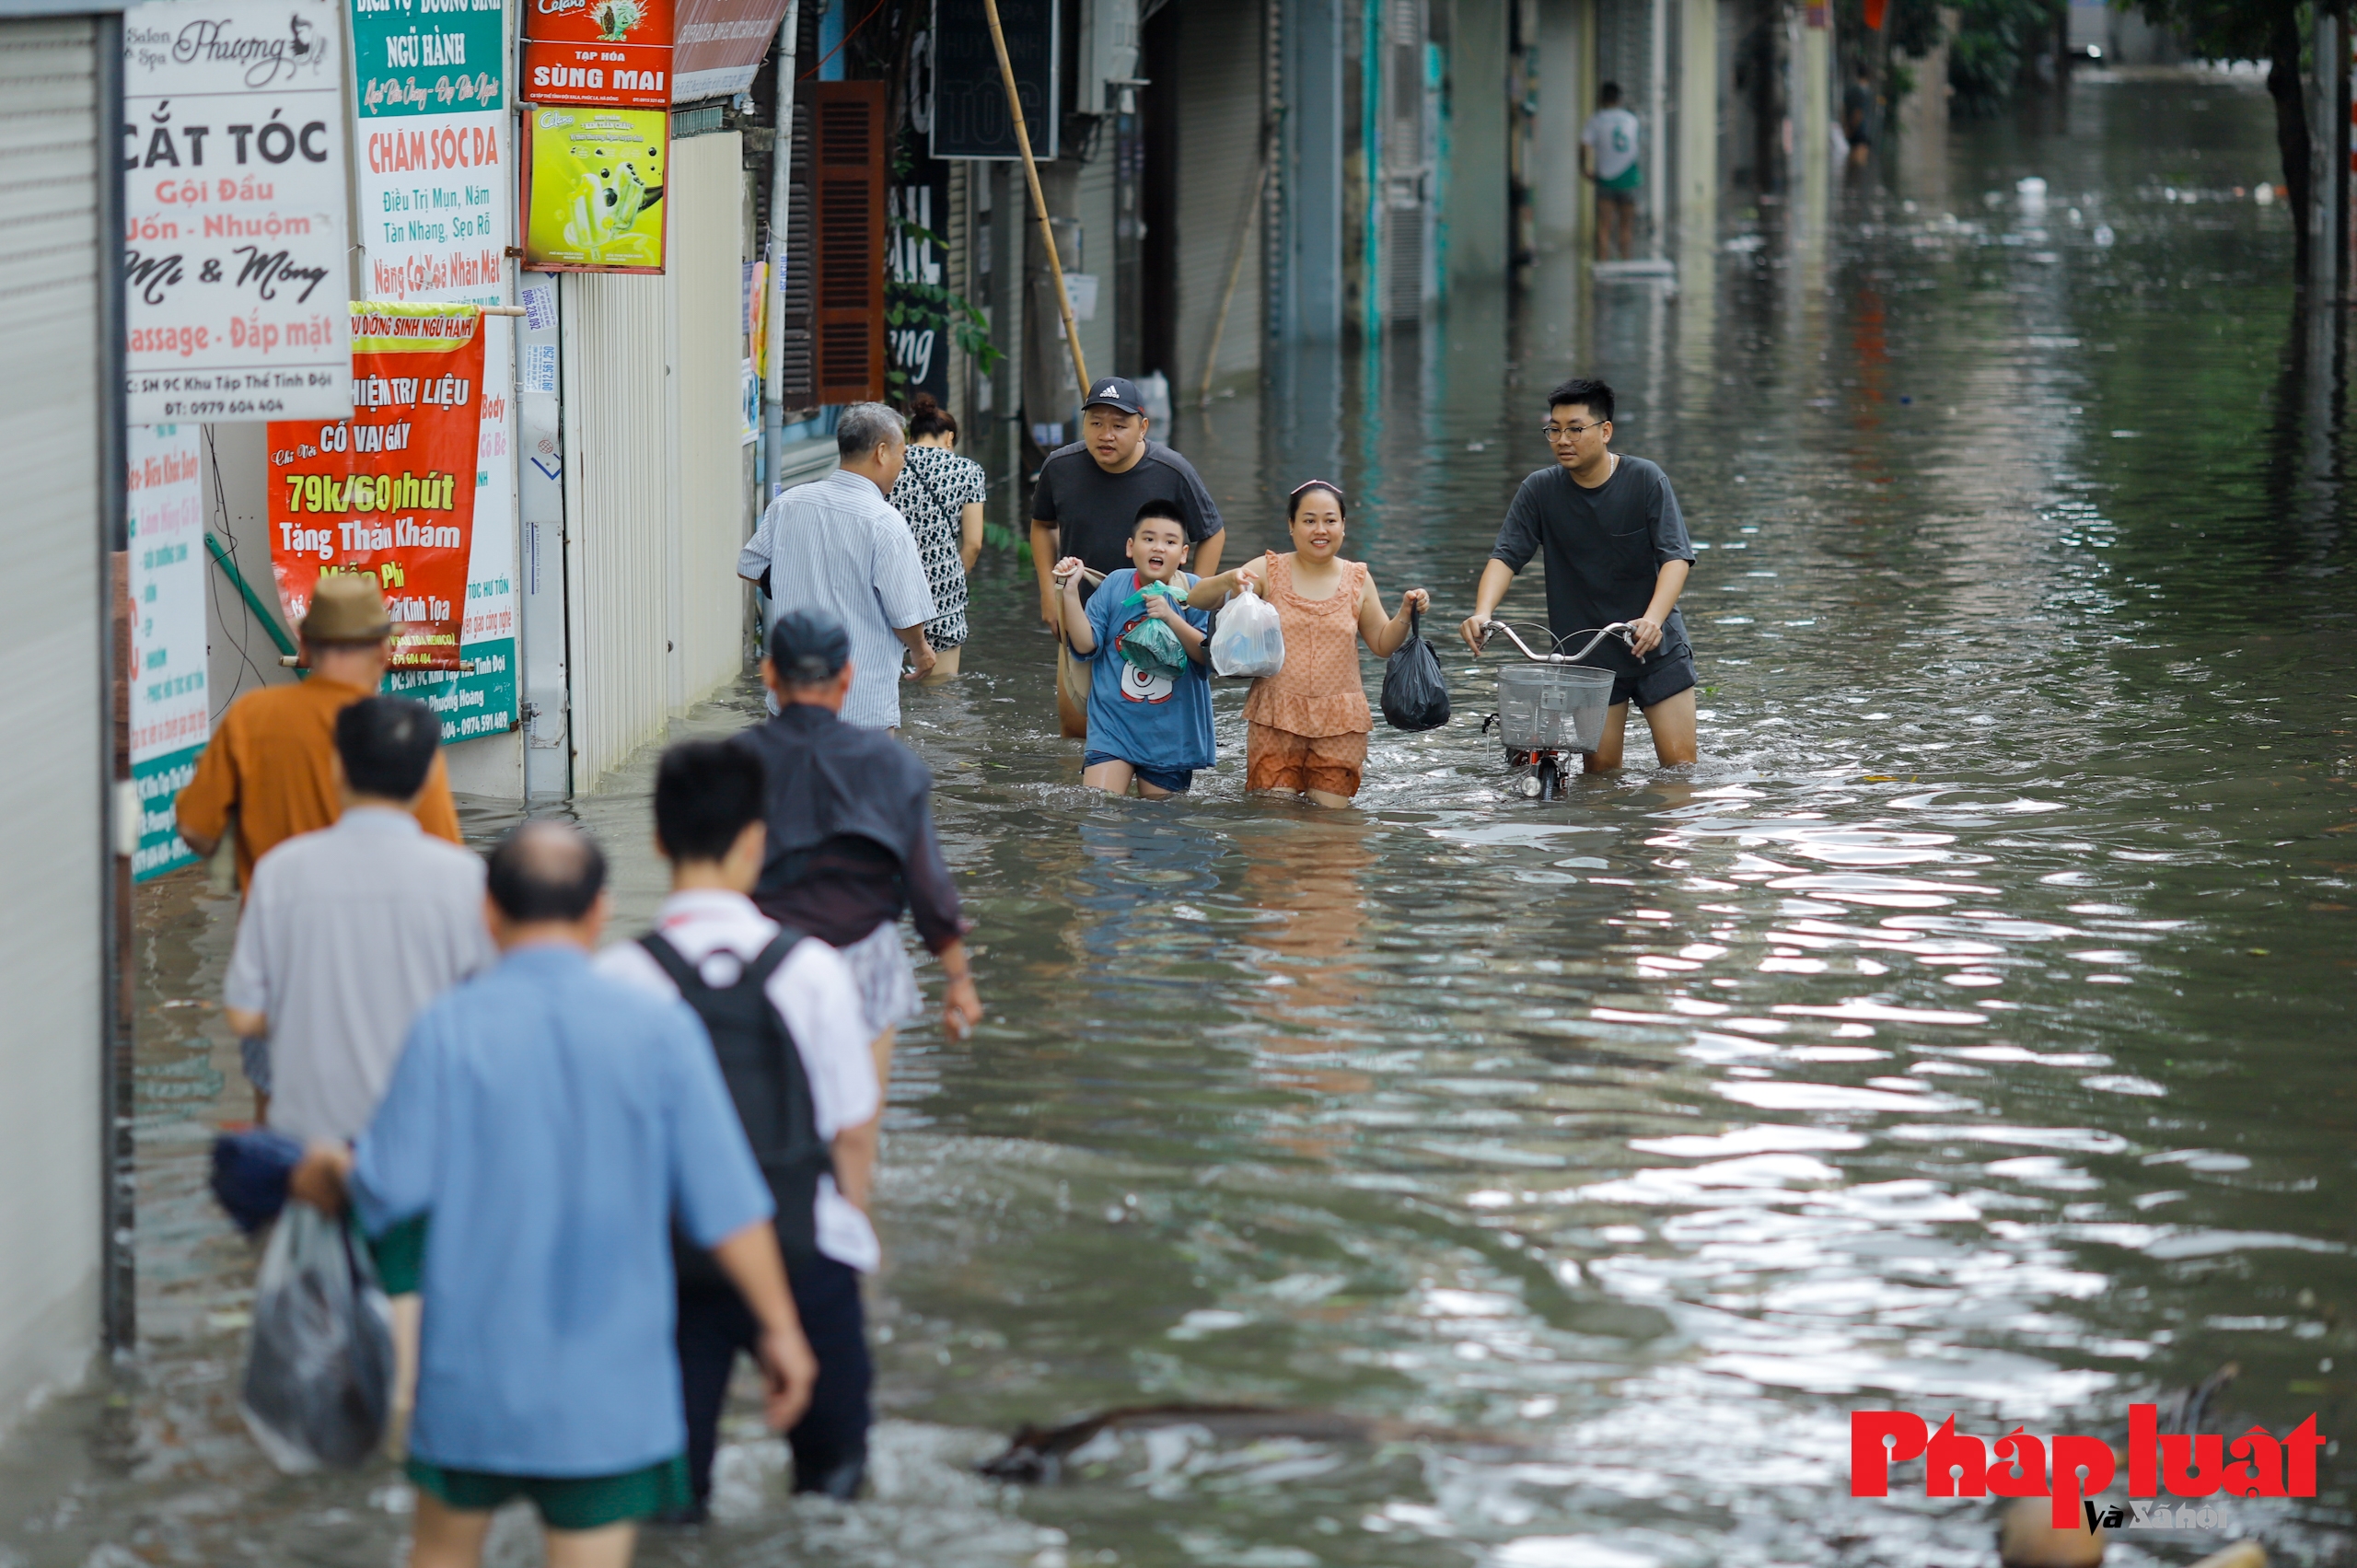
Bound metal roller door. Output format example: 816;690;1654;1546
1168;0;1264;397
0;10;110;1420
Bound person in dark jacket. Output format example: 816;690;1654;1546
732;610;983;1088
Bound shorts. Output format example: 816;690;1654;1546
1610;647;1699;711
1247;723;1368;798
405;1453;691;1531
836;920;920;1036
1083;749;1195;794
1596;186;1639;208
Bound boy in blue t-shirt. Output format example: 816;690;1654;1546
1051;501;1215;797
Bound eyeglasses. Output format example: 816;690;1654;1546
1542;422;1607;439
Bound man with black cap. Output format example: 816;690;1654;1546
1030;377;1225;738
732;609;982;1088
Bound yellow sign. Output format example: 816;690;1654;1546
522;106;668;273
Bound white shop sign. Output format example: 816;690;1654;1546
122;0;354;424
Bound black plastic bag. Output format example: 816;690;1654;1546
240;1201;394;1472
1380;608;1451;731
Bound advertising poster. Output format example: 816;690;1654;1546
348;0;517;741
127;425;210;881
122;0;354;422
521;106;668;271
266;303;485;672
524;0;674;107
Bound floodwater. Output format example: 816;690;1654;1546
8;66;2357;1568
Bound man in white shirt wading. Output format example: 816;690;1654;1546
1581;82;1643;261
737;401;937;731
598;740;884;1514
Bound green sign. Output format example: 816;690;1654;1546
351;0;508;119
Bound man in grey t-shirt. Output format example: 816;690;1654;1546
1029;377;1225;738
1461;376;1699;772
225;697;493;1142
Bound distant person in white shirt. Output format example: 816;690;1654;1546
737;402;936;730
1582;82;1643;261
224;696;493;1143
597;739;883;1515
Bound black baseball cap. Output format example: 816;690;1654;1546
767;608;851;683
1082;376;1148;416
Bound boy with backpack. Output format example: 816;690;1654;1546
596;740;884;1513
1051;500;1217;797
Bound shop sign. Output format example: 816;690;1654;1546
127;424;209;881
672;0;788;100
930;0;1057;160
266;303;485;672
122;0;354;422
524;0;674;108
521;105;669;271
348;0;518;741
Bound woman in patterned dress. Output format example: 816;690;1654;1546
1186;481;1430;807
887;394;986;678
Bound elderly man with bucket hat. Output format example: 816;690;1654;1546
178;575;465;1114
179;575;464;889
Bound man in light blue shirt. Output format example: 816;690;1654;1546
737;401;937;730
291;821;817;1568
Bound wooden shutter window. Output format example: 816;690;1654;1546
807;80;885;404
777;101;816;406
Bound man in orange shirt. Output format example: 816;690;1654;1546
177;575;464;892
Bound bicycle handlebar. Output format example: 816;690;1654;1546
1480;621;1633;664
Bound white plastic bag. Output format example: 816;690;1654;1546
240;1201;394;1472
1209;579;1285;678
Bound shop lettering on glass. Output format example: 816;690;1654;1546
1852;1407;2330;1530
122;0;351;422
267;304;485;669
887;170;951;405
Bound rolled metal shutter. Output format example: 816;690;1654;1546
1377;0;1429;325
1169;0;1265;396
0;12;109;1405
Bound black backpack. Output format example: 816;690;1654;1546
639;930;835;1283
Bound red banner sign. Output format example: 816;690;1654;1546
524;0;674;107
267;303;486;671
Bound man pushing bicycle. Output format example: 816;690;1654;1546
1460;376;1700;773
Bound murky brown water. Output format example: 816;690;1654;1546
8;66;2357;1568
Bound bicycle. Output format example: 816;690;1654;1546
1475;620;1635;800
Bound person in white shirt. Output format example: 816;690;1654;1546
1581;82;1643;261
596;740;883;1515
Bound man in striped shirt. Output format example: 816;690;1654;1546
738;402;936;730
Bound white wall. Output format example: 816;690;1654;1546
563;131;751;789
0;12;105;1438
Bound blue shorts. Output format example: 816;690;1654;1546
1083;750;1195;794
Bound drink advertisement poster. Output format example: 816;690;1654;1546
122;0;354;423
521;105;668;271
266;304;484;674
523;0;674;108
348;0;518;741
127;425;210;882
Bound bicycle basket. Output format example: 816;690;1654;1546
1495;663;1617;752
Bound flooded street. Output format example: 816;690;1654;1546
9;66;2357;1568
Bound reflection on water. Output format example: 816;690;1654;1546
10;68;2357;1568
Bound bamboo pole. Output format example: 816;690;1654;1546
979;0;1088;395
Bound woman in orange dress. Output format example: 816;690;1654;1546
1188;481;1431;807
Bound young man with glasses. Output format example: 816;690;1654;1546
1459;377;1699;772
